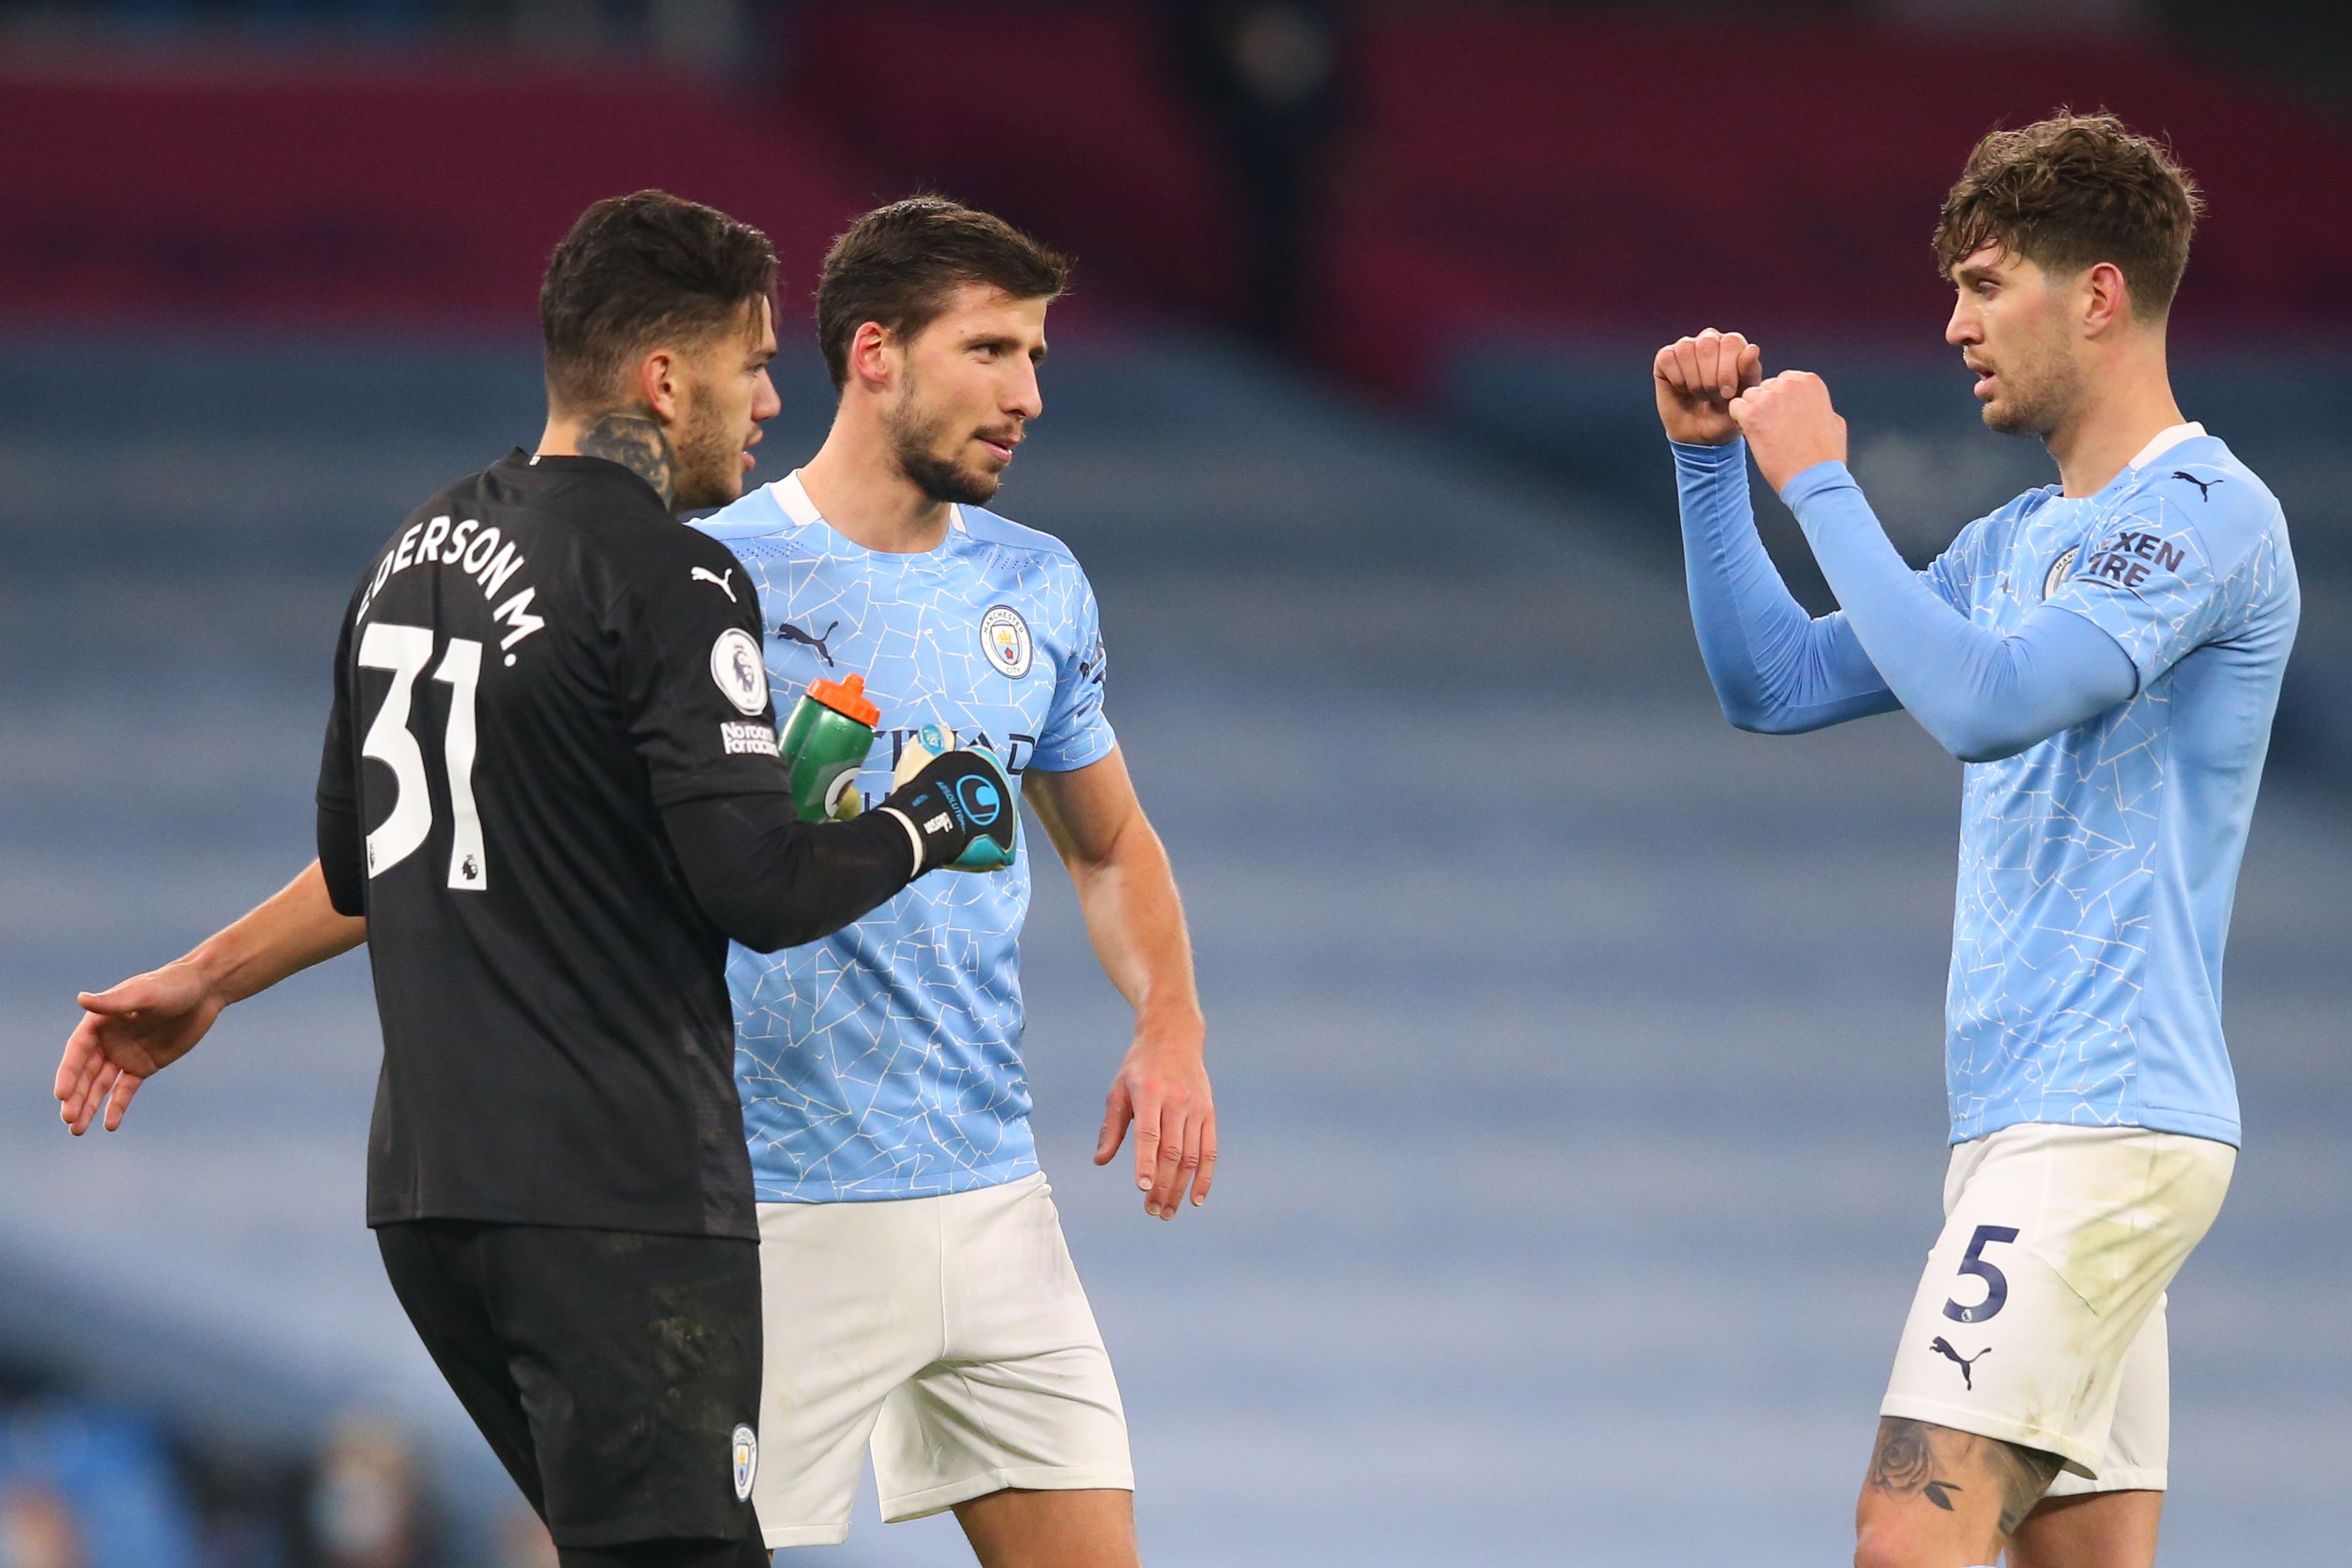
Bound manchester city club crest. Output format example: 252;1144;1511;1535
2042;545;2081;600
980;604;1033;678
731;1423;759;1502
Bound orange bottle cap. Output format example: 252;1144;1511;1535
806;672;880;728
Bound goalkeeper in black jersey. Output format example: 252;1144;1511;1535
55;191;1014;1568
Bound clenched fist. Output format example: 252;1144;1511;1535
1653;328;1763;446
1728;370;1848;493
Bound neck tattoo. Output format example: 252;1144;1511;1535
577;412;677;508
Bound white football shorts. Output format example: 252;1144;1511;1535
751;1174;1133;1547
1879;1121;2234;1489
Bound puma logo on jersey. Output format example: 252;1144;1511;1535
777;620;839;667
1928;1336;1991;1390
2171;471;2223;501
691;566;738;601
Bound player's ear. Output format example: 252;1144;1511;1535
846;321;897;395
2079;261;2129;340
636;348;684;425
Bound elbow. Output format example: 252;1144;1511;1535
1939;718;2032;765
1720;693;1768;732
1711;680;1771;732
1721;693;1805;736
1701;657;1811;736
724;921;789;955
1953;737;2029;765
696;889;822;955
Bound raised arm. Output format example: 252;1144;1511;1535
1731;371;2138;763
1658;331;1901;733
1024;748;1212;1222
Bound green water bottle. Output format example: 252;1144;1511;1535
778;673;881;823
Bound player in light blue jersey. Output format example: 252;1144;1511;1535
694;200;1208;1564
1657;116;2294;1568
703;472;1106;1197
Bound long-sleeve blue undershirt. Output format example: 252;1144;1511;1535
1673;438;1898;733
1672;439;2138;763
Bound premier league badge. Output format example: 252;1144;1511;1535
980;605;1033;678
711;628;770;715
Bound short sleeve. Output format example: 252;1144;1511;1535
2045;488;2242;688
1030;573;1116;773
315;587;366;914
316;591;361;822
608;537;796;808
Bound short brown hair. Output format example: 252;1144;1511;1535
540;190;778;411
1933;111;2204;320
816;198;1071;391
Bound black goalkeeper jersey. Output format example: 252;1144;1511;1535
316;451;792;1239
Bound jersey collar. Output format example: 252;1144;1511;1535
776;471;967;541
2124;421;2207;473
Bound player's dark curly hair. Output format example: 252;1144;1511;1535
816;197;1071;391
540;190;778;412
1933;111;2203;320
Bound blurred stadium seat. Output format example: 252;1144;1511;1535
0;1401;198;1568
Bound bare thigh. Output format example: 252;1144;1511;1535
953;1487;1138;1568
2006;1489;2162;1568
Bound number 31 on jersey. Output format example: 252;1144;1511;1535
359;621;489;892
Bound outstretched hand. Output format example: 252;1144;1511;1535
1653;329;1764;446
1094;1025;1216;1221
56;963;222;1135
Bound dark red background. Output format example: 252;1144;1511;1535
18;11;2350;394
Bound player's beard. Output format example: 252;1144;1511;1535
670;386;746;511
1980;335;2084;442
885;373;1004;506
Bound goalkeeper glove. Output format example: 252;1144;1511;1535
876;728;1018;874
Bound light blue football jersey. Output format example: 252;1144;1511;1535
1922;426;2296;1145
695;473;1115;1201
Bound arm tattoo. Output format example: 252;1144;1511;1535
576;412;677;508
1869;1419;1963;1511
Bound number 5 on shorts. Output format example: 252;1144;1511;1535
1943;1224;2020;1325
